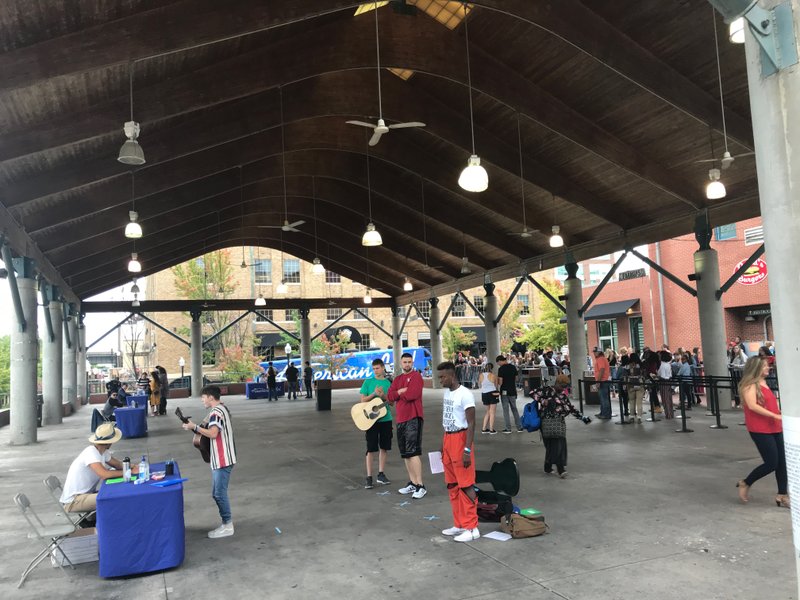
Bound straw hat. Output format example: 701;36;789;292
88;422;123;445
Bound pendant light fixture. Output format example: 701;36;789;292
118;62;145;165
311;177;326;274
364;250;373;304
706;15;727;200
363;288;373;304
130;279;140;295
132;295;140;308
403;277;413;292
729;17;745;44
460;232;471;275
128;251;141;273
254;293;267;307
254;244;267;306
361;141;383;246
706;168;726;199
276;231;288;293
124;172;143;238
549;194;564;248
457;3;488;193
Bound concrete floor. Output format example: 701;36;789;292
0;390;795;600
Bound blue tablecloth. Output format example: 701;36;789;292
97;462;185;578
127;393;148;408
246;381;284;399
115;407;147;438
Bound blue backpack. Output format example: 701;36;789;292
521;401;541;432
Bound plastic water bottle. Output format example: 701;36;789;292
123;457;131;482
139;455;149;482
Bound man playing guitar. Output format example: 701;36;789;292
359;358;393;489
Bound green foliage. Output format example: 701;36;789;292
0;335;9;397
496;289;523;354
317;332;354;378
218;346;262;382
276;311;326;357
517;279;567;350
441;324;476;360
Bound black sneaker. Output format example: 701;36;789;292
376;472;390;485
502;429;512;434
365;476;374;489
517;428;525;433
489;429;498;435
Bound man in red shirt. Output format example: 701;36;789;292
388;352;426;499
593;349;612;419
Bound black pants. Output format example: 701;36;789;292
304;379;313;397
159;393;168;415
678;382;693;411
745;431;787;495
649;380;661;408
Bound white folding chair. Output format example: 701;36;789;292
43;475;95;527
14;492;77;588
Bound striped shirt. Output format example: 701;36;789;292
207;403;237;470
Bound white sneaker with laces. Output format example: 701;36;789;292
453;528;480;542
441;526;465;536
411;485;427;499
398;482;417;495
208;522;234;539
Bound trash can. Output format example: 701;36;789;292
37;393;44;427
316;380;332;411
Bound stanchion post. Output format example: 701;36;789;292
646;377;661;422
616;381;630;425
676;378;693;433
709;377;728;430
578;378;584;414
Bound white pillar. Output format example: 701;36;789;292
63;311;78;410
694;245;730;403
564;265;587;396
10;271;39;444
392;307;403;375
190;311;203;397
741;9;800;591
299;308;311;370
428;298;442;389
76;319;87;406
42;300;63;426
483;283;501;365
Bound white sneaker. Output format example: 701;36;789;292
208;522;234;539
411;485;427;499
453;528;480;542
442;526;465;536
398;482;417;495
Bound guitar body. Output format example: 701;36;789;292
176;407;211;463
351;399;389;431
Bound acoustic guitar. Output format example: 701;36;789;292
351;398;390;431
175;407;211;463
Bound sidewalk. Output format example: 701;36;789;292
0;389;794;599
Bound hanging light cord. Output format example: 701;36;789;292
712;8;729;155
516;113;527;227
128;62;134;122
313;176;320;257
239;165;245;261
280;85;288;221
131;172;136;211
421;177;429;266
464;3;476;155
366;139;374;222
374;6;383;120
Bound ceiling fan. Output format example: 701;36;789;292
413;178;444;272
257;219;306;233
346;5;425;146
508;114;539;238
694;149;754;170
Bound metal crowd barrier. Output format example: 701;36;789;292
455;364;482;389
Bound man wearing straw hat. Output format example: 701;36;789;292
60;422;137;514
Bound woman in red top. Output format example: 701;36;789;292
737;356;788;508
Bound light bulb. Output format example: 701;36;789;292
458;154;488;192
254;294;267;307
729;17;745;44
128;252;141;273
460;256;472;275
706;168;726;200
132;296;140;308
124;211;142;238
311;257;326;274
276;280;288;294
403;278;413;292
549;225;564;248
362;222;383;246
363;290;372;304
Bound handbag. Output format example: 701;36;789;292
540;415;566;438
500;513;548;538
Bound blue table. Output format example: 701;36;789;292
115;406;147;438
127;393;149;408
246;381;284;399
97;462;185;578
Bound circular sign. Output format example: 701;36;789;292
735;258;768;286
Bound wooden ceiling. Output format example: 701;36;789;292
0;0;759;305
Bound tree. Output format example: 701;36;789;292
0;335;9;398
218;346;262;382
276;311;326;357
495;289;524;354
317;331;354;380
441;324;476;360
517;279;567;351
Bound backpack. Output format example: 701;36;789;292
521;401;541;432
500;513;548;538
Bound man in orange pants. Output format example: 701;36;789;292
437;361;480;542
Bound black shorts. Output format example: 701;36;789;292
365;420;393;453
482;392;500;405
397;417;423;459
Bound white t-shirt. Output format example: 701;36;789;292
442;385;476;432
60;445;112;503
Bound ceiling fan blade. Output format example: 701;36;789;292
289;220;306;228
346;120;376;128
368;129;384;146
283;226;301;232
734;151;755;158
388;122;426;129
256;225;282;228
693;158;719;164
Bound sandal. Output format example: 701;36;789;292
775;494;791;509
736;480;749;504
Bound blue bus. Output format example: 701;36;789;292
259;347;432;381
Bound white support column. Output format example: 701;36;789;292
740;9;800;591
564;264;587;396
299;307;311;371
10;269;39;444
428;298;442;389
483;283;501;365
63;311;78;410
391;307;403;375
42;300;63;425
76;318;87;406
190;310;203;397
694;243;730;403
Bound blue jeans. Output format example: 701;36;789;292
288;381;298;398
267;384;277;401
212;465;234;524
598;381;611;418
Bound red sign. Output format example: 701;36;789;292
735;258;768;285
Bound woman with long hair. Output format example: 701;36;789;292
737;356;787;507
148;370;162;417
478;362;499;434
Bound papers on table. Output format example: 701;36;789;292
428;451;444;474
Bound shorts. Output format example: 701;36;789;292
365;419;393;453
397;417;423;459
481;392;500;405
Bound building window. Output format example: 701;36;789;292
283;259;300;283
254;259;272;284
396;306;406;318
417;331;431;349
472;296;484;316
416;301;430;319
452;295;466;317
325;270;341;284
629;316;644;353
354;308;369;320
518;294;530;316
284;309;297;322
326;307;342;321
597;319;618;351
254;309;273;323
714;223;737;241
401;332;409;348
357;333;372;351
744;226;764;246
